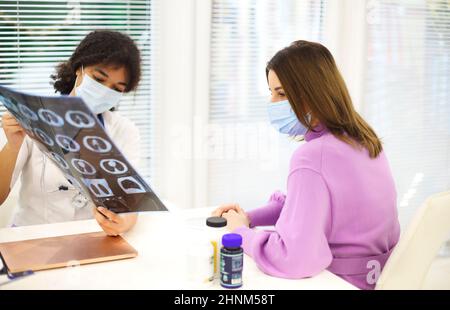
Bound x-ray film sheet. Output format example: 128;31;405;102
0;85;167;213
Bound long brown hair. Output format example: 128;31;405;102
266;40;382;158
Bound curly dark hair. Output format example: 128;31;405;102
51;30;141;94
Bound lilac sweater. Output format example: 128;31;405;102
234;125;400;289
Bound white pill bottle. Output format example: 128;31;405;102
206;216;227;281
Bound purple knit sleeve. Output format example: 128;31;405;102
246;191;286;227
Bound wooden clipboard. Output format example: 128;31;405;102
0;232;138;273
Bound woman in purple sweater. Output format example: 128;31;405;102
212;40;400;290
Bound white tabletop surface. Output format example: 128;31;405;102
0;208;357;290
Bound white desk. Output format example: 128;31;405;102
0;208;357;290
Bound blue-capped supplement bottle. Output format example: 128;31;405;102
220;233;243;289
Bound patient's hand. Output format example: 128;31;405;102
211;203;244;217
93;207;138;236
212;203;251;231
222;209;250;232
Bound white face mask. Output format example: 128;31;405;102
74;66;123;114
267;99;311;136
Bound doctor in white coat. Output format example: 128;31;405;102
0;30;142;236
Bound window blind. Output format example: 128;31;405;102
207;0;328;207
363;0;450;227
0;0;156;180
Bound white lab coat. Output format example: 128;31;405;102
0;110;141;226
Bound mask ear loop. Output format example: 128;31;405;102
304;112;316;133
73;65;84;96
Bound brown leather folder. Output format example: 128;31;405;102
0;232;138;273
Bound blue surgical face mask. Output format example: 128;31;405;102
75;66;123;114
267;99;310;136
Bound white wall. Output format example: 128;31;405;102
153;0;372;210
152;0;213;210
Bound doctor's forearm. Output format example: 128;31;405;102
0;144;20;205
